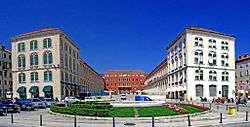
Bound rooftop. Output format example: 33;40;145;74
104;70;147;75
11;28;80;49
167;26;235;49
236;54;250;63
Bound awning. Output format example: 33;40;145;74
17;86;26;94
43;85;53;93
29;86;39;93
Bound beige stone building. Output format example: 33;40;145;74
144;58;168;95
11;28;104;100
0;44;12;98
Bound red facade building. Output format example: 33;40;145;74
102;70;147;94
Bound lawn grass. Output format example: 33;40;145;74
136;106;177;117
176;104;203;113
108;107;135;117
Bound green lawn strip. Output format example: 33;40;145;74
176;104;203;113
108;107;135;117
136;106;177;117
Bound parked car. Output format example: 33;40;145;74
31;98;46;109
84;96;96;101
120;94;126;100
44;98;56;107
15;99;34;111
63;97;80;103
0;99;19;113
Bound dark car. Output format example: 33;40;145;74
15;99;34;111
0;99;19;114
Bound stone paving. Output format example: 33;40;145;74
0;102;250;127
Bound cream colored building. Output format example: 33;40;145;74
0;44;12;98
167;27;235;100
12;28;104;100
144;58;168;95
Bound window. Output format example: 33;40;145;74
222;71;229;81
194;50;203;64
43;52;53;64
194;37;203;47
209;70;217;81
18;54;25;67
18;42;25;52
222;85;229;98
30;53;38;66
195;70;203;80
196;85;203;97
221;41;229;50
30;40;38;50
18;73;26;83
208;51;216;66
246;70;249;76
221;53;229;66
44;71;52;81
43;38;52;48
209;85;217;97
208;39;216;49
31;72;38;82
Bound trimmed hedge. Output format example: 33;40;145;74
50;102;112;117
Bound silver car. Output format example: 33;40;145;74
31;99;46;109
44;98;56;107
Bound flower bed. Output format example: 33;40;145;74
164;103;188;113
186;104;209;111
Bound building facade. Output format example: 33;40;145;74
235;54;250;98
144;58;168;95
166;27;235;100
103;70;147;94
12;28;104;100
0;44;12;98
78;60;105;97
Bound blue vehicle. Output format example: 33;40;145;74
135;96;152;101
0;100;19;115
15;99;34;111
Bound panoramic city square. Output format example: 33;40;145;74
0;1;250;127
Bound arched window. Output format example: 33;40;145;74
209;85;217;97
221;53;229;66
30;40;38;50
30;72;38;82
43;52;53;64
196;85;203;97
43;38;52;48
194;50;203;64
222;71;229;81
44;71;52;81
195;69;203;80
208;51;216;66
209;70;217;81
18;73;26;83
18;54;25;67
194;37;203;47
221;41;229;50
30;53;38;66
208;39;216;49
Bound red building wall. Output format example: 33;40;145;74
102;70;147;94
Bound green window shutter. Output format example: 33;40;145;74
34;41;37;49
30;41;33;50
43;39;47;48
35;55;38;65
43;53;47;64
30;55;33;66
48;39;52;48
49;53;53;64
35;72;38;81
31;73;34;81
18;44;21;52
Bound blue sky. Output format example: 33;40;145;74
0;0;249;73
